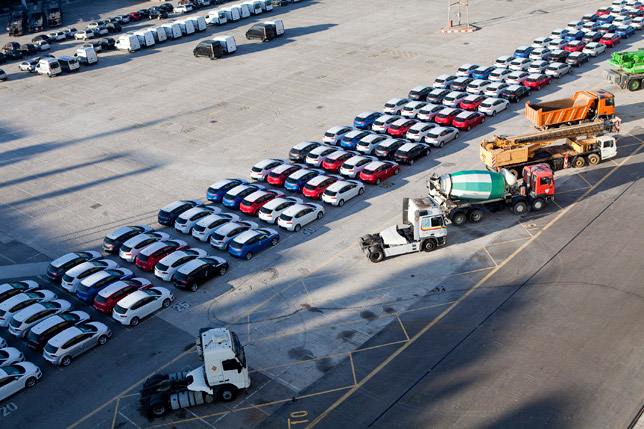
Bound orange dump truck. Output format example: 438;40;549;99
525;90;615;129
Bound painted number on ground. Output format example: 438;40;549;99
173;301;191;313
1;403;17;417
287;410;308;428
302;228;315;236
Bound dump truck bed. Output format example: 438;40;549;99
525;92;595;129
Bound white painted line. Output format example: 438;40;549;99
117;411;141;429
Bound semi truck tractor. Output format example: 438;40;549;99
604;49;644;92
427;165;554;226
525;90;615;129
360;197;447;262
480;119;619;176
139;328;250;419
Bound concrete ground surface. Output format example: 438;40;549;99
0;0;643;428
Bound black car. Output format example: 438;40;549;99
3;42;21;53
158;200;202;226
103;226;151;253
545;49;569;62
172;257;229;292
159;3;174;12
499;85;531;103
566;52;589;67
83;41;102;52
149;7;168;19
393;142;430;165
0;53;6;64
246;23;277;42
426;88;451;104
581;13;599;22
5;50;22;60
193;41;224;60
289;141;322;162
449;77;475;92
31;34;51;44
582;31;602;43
106;22;122;33
374;139;407;160
46;251;99;282
99;37;116;50
20;44;39;56
273;0;290;5
136;9;150;19
25;312;88;351
408;85;433;101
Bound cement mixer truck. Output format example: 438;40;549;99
427;165;555;226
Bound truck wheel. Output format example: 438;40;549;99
572;156;586;168
531;198;545;211
508;168;519;178
628;79;641;92
512;201;528;215
217;385;238;402
422;239;437;252
586;153;600;165
451;211;467;226
469;209;483;223
149;401;169;417
368;246;384;263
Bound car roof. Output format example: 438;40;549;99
214;222;244;235
307;175;332;185
282;204;318;215
231;229;262;243
176;258;207;274
439;107;457;114
435;74;453;79
159;250;191;265
398;142;421;151
178;207;207;218
97;281;134;298
117;288;163;308
392;118;410;125
293;141;318;149
326;180;360;191
30;314;66;334
65;261;101;276
309;145;335;154
48;326;84;347
364;160;389;169
327;150;348;160
386;97;406;103
272;163;297;174
430;126;454;133
288;169;315;179
356;110;376;118
263;197;296;210
254;158;281;168
327;125;350;133
244;190;271;202
161;200;188;211
51;252;81;267
123;233;155;246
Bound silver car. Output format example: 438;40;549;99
43;321;111;366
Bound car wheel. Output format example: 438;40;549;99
466;125;471;131
190;283;199;292
394;168;400;175
409;159;414;165
481;117;485;123
294;224;301;232
439;141;444;148
358;187;364;195
61;356;72;367
25;377;38;388
130;316;140;327
454;132;460;139
491;110;496;117
375;178;381;185
98;335;108;346
162;298;171;308
317;211;324;219
270;237;279;246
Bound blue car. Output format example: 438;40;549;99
615;25;635;39
598;15;615;24
513;46;534;58
284;170;320;192
76;268;134;303
470;66;495;79
339;130;373;150
206;178;247;202
353;111;382;130
222;184;265;209
228;228;280;260
564;30;585;41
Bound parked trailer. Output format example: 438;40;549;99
525;90;616;129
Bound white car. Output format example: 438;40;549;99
176;4;193;13
258;197;303;224
547;38;567;50
529;47;551;61
356;134;390;154
466;79;492;94
493;55;515;68
8;300;72;338
61;259;119;293
509;57;531;71
34;40;50;51
0;291;58;328
531;36;552;48
406;122;437;142
277;203;325;232
48;31;66;41
154;248;208;281
372;115;401;133
528;60;550;74
416;104;445;122
582;42;607;56
210;221;257;250
424;126;459;148
400;101;427;118
505;71;530;85
339;155;377;178
112;287;174;326
433;74;457;88
323;126;354;145
631;17;644;30
306;146;337;167
250;159;287;181
192;213;240;242
484;82;509;97
545;62;571;78
74;30;94;40
0;280;40;303
43;322;111;366
383;98;409;115
456;63;479;76
0;348;25;367
489;68;512;82
443;91;468;107
25;310;91;349
19;60;39;72
0;362;41;401
175;206;220;234
567;20;584;30
119;232;170;262
322;180;365;206
478;97;510;117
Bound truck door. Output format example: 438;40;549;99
600;137;617;160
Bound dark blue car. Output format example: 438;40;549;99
222;184;264;209
76;268;134;303
340;130;373;150
228;228;280;260
513;46;534;58
470;66;495;79
564;30;585;41
284;170;320;192
206;178;247;202
353;111;382;130
598;15;615;24
615;25;635;39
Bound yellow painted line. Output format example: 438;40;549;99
625;131;644;143
515;218;534;237
301;280;313;304
306;138;644;428
110;396;120;429
482;246;498;267
397;315;410;341
556;186;590;194
349;353;358;386
576;172;593;187
247;313;251;343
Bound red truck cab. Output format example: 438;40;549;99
522;164;555;206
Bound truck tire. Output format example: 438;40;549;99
451;211;467;226
587;153;600;165
422;239;437;252
512;200;528;215
469;209;483;223
149;400;169;417
508;168;519;178
368;246;384;263
572;156;586;168
628;79;641;92
531;198;545;211
217;384;238;402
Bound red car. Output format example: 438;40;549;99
387;119;417;137
322;150;355;172
599;33;621;47
267;164;305;186
93;278;152;314
452;111;486;131
523;73;552;90
135;240;189;271
564;40;586;52
239;190;284;216
302;175;339;199
596;7;612;15
460;95;487;111
127;12;143;21
434;108;463;126
360;160;400;185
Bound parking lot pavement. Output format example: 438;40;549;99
1;0;644;427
